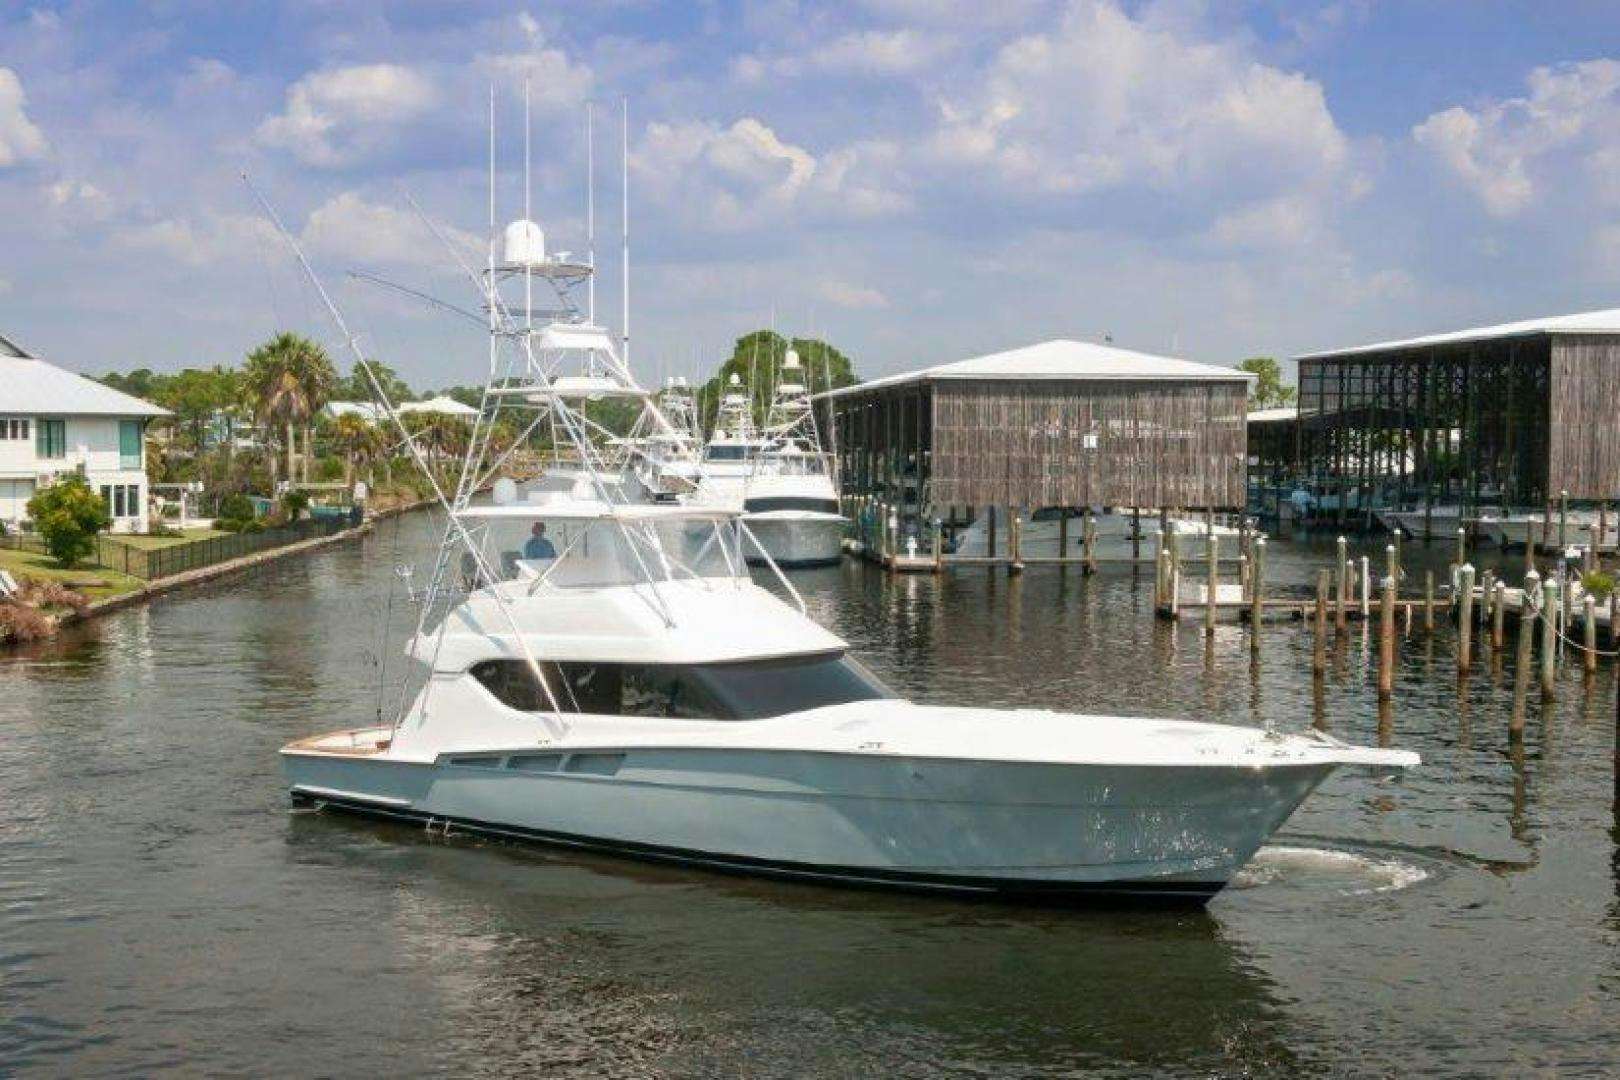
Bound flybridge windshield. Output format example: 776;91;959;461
462;516;746;590
704;445;752;462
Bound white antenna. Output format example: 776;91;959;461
621;95;630;367
586;102;595;323
524;78;532;336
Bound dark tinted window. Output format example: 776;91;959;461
466;653;892;720
704;445;749;461
743;496;840;514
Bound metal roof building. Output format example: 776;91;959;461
816;339;1254;516
0;334;168;418
1292;306;1620;519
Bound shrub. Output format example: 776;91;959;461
242;519;266;534
17;579;88;613
26;476;110;568
0;601;54;642
217;492;256;521
146;522;181;538
282;491;310;521
1582;570;1614;602
215;517;245;533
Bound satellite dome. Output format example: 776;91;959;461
729;372;741;386
783;348;801;370
503;219;545;267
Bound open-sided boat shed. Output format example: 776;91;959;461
814;340;1254;523
1291;307;1620;520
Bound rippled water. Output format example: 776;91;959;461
2;514;1617;1076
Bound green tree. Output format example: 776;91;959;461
242;332;338;486
1238;357;1296;409
27;476;111;568
327;412;382;487
341;360;414;404
696;331;859;432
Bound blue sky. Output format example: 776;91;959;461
4;1;1620;390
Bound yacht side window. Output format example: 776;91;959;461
467;659;622;714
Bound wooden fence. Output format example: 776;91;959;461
1;515;353;580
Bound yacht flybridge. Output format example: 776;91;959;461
267;98;1417;906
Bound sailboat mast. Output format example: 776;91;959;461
587;103;595;324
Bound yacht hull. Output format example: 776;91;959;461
283;744;1335;905
743;513;845;568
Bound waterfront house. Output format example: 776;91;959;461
0;333;169;533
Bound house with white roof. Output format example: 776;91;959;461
0;333;169;533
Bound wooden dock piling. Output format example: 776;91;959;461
1205;533;1218;636
1083;511;1097;575
1512;570;1538;737
1313;569;1329;676
1584;595;1598;675
1493;580;1507;649
1541;576;1559;699
1379;573;1396;699
1425;570;1435;632
1250;538;1265;647
1457;564;1476;675
1008;514;1023;575
1336;536;1349;631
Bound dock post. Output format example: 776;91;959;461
1542;576;1559;698
931;520;943;573
1336;536;1349;631
1385;543;1398;592
1132;507;1141;560
1559;489;1569;551
1361;555;1371;620
1154;547;1167;609
1083;511;1097;575
986;505;997;562
1493;580;1507;649
1313;569;1329;676
1584;595;1598;675
1602;503;1611;554
1205;532;1219;636
1456;526;1467;570
1250;538;1265;647
887;505;900;574
1392;528;1403;581
1457;563;1476;675
1425;570;1435;633
1058;511;1069;565
1379;573;1396;699
1008;513;1024;575
1512;570;1538;737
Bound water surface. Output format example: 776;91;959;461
2;515;1617;1076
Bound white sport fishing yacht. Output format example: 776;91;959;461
740;346;844;567
271;107;1418;906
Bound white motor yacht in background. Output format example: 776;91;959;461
739;347;844;567
270;106;1418;907
952;508;1245;560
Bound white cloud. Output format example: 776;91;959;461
113;212;282;267
257;64;438;168
1413;59;1620;217
634;117;909;229
1204;195;1322;250
0;68;49;167
929;1;1349;203
301;191;480;270
736;29;955;82
45;179;112;220
819;279;890;309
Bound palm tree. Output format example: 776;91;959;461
328;413;381;488
242;333;337;489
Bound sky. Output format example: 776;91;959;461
4;0;1620;391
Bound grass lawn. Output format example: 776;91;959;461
111;527;226;551
0;546;146;601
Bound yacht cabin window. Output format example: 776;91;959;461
467;653;893;719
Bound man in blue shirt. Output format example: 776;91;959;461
523;521;557;560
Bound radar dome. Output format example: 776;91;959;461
503;219;545;267
783;348;801;370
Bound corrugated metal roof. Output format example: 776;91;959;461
0;352;169;417
815;339;1255;400
1294;307;1620;361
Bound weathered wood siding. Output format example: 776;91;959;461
1550;333;1620;499
929;379;1248;508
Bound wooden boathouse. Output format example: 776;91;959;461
1289;307;1620;525
815;339;1254;553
